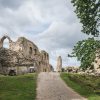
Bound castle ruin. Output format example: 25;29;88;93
0;35;53;75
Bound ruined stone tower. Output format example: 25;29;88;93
56;56;62;72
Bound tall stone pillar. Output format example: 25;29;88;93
56;56;62;72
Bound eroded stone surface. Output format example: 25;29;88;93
56;56;62;72
36;72;86;100
0;35;53;75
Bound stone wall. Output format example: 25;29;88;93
0;35;53;75
40;50;50;72
91;50;100;74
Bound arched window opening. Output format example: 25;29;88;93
29;47;32;55
3;38;9;49
47;54;49;59
44;53;46;59
39;62;41;65
34;49;37;55
42;56;43;60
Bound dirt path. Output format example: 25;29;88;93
36;72;87;100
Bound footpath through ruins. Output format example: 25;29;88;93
36;72;87;100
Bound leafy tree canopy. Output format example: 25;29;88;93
71;0;100;36
71;38;100;69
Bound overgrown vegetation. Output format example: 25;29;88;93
61;73;100;100
0;74;37;100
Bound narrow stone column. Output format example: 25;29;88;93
56;56;62;72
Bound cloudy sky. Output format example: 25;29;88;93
0;0;88;69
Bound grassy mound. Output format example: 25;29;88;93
0;74;37;100
61;73;100;100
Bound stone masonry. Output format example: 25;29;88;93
56;56;62;72
0;35;53;75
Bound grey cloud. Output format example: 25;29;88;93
33;21;87;51
0;0;25;9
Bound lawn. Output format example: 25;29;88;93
61;73;100;100
0;73;37;100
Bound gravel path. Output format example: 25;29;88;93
36;72;87;100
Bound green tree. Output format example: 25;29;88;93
71;0;100;36
70;38;100;69
70;0;100;69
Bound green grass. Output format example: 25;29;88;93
60;73;100;100
0;73;37;100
